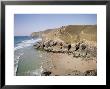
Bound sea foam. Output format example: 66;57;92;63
14;38;42;51
14;38;42;75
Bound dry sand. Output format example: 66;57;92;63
41;52;97;76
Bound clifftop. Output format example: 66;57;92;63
31;25;97;43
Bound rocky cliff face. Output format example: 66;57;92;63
32;25;97;58
33;40;96;58
31;25;97;43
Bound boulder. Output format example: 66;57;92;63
33;42;41;49
80;43;87;50
80;50;87;57
74;51;80;57
41;71;51;76
75;43;80;51
84;70;97;76
44;41;50;48
68;44;71;51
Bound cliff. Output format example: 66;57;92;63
31;25;97;43
31;31;42;38
32;25;97;76
32;25;97;58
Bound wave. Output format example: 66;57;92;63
14;38;42;76
25;65;43;76
26;69;42;76
14;53;24;76
31;65;44;76
14;38;42;51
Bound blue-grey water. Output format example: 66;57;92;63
14;36;43;76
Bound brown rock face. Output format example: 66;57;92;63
34;39;96;59
31;25;97;43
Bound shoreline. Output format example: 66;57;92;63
33;39;97;76
31;25;97;76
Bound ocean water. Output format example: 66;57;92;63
14;36;43;76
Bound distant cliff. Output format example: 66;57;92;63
31;31;42;38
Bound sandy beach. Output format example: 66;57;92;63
41;52;97;76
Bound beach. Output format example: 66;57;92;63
14;25;97;76
41;52;97;76
32;25;97;76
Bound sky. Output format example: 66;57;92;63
14;14;97;36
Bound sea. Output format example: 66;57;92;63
14;36;44;76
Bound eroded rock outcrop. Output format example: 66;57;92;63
34;40;96;58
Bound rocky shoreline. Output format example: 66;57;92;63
41;69;97;76
33;39;97;76
32;25;97;76
34;39;96;58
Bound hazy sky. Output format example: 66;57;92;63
14;14;97;36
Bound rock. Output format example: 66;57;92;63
34;42;41;49
61;48;68;53
84;70;97;76
48;40;53;47
74;51;80;57
42;71;51;76
65;70;83;76
80;51;87;57
86;53;91;58
86;45;97;57
53;41;57;46
69;44;76;52
33;39;96;58
68;44;71;51
44;41;50;48
55;75;59;76
75;43;80;51
60;42;63;46
44;40;55;47
80;43;87;50
71;70;82;76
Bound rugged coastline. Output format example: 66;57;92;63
32;25;97;76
